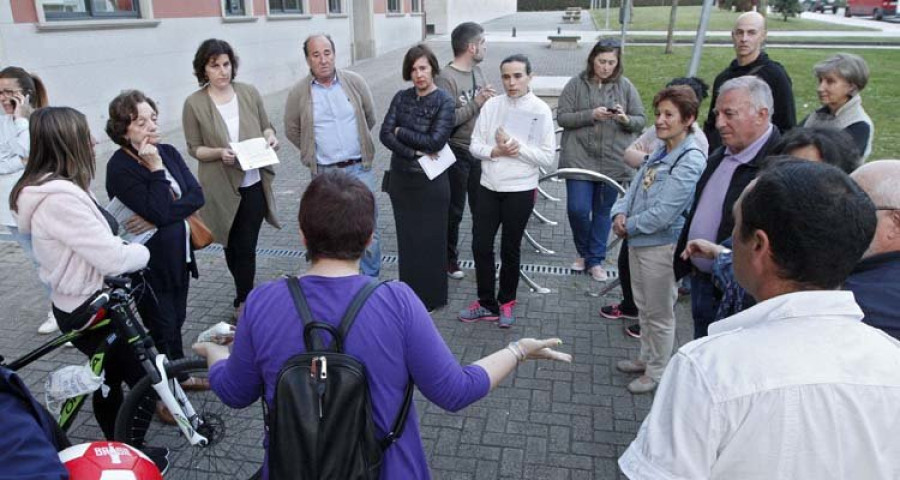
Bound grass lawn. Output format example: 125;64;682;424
627;35;900;44
591;5;875;31
620;46;897;160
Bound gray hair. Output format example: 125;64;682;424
719;75;774;116
303;33;335;58
813;53;869;93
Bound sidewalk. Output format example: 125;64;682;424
0;27;695;480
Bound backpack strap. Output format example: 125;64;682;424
286;276;324;351
381;380;414;450
336;279;388;344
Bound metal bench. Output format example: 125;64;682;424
548;35;581;49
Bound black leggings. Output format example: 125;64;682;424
224;182;267;307
53;302;147;439
618;238;638;315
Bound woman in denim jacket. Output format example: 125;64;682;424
380;44;455;311
609;86;706;394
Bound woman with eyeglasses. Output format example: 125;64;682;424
557;39;645;282
0;66;52;334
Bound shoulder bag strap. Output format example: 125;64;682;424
670;148;703;171
286;276;324;351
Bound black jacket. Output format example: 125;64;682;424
106;143;205;289
674;128;782;279
380;87;455;174
703;52;795;153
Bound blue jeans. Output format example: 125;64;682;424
565;179;618;269
314;163;381;277
690;272;719;339
7;225;51;296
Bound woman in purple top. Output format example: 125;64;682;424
193;171;571;479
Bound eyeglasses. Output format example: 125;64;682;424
0;89;23;97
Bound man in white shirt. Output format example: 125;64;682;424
620;160;900;479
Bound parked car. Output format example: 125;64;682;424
802;0;844;13
845;0;896;19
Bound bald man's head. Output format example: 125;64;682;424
852;160;900;257
732;12;766;66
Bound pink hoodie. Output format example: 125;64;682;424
15;179;149;312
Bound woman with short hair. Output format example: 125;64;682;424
557;39;646;281
611;86;706;394
182;38;280;320
106;90;205;378
194;171;572;479
380;44;455;311
803;53;873;160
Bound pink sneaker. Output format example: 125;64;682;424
458;301;499;323
499;300;517;329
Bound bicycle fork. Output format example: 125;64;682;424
150;354;209;447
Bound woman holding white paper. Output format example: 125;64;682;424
380;44;455;311
182;38;281;320
458;54;555;328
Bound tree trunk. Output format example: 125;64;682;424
665;0;679;54
758;0;768;16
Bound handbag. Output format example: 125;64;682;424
120;146;214;249
187;213;214;250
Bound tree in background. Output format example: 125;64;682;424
772;0;802;20
665;0;679;54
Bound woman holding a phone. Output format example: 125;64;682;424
182;39;280;320
557;39;645;282
0;66;51;333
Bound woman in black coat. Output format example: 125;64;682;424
380;44;455;311
105;90;205;382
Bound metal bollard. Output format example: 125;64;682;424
512;26;516;37
557;26;561;34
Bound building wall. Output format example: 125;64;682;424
425;0;516;35
0;0;418;150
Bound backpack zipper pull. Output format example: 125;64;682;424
315;356;327;419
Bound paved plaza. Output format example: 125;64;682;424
0;13;699;479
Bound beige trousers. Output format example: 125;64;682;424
628;243;678;381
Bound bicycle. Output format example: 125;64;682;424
1;275;264;479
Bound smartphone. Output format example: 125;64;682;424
608;107;621;114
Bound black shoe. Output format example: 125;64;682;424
625;323;641;339
140;446;170;475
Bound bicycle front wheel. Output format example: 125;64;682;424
114;358;265;479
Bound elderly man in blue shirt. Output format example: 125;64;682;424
284;33;380;277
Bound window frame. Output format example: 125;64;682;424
41;0;141;21
410;0;422;13
223;0;246;16
268;0;305;14
386;0;402;13
327;0;342;14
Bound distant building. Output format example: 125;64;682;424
424;0;516;34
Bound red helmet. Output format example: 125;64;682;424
59;442;163;480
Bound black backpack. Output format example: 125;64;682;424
266;277;414;480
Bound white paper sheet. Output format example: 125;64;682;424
107;197;156;245
229;137;280;171
503;112;547;145
417;143;457;180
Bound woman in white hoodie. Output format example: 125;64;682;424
11;107;150;440
458;55;556;328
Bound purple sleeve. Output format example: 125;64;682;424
209;298;265;408
398;287;490;412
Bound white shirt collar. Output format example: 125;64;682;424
709;290;863;335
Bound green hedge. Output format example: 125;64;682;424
518;0;704;10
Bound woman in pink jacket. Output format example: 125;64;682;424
11;107;150;440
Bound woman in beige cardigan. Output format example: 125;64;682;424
182;39;280;319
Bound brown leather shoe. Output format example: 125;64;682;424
155;401;177;425
179;376;210;392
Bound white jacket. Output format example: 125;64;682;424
469;91;556;192
16;179;149;312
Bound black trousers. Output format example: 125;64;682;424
135;267;190;362
472;187;535;313
447;145;482;266
618;238;638;315
389;169;450;310
54;302;147;439
224;182;267;307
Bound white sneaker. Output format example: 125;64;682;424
589;265;608;282
38;312;59;334
571;258;585;271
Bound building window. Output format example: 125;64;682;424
328;0;342;13
269;0;303;13
42;0;140;20
224;0;245;15
411;0;421;12
387;0;401;13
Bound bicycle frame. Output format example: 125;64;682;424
2;277;209;446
